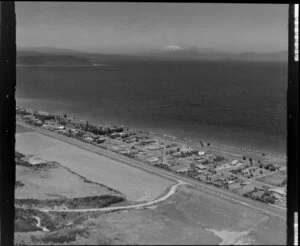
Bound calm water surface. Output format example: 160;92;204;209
16;60;287;155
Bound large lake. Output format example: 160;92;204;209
16;60;287;155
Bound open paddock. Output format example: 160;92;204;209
234;183;257;196
16;124;34;133
15;161;121;200
256;171;286;187
16;131;174;202
14;185;286;245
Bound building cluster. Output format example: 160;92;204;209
16;106;287;208
243;185;286;205
16;107;126;145
230;163;280;179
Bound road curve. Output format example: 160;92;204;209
39;181;186;213
17;122;286;220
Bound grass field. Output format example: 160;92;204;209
16;131;173;202
16;124;33;133
256;171;286;187
14;185;286;245
15;163;121;200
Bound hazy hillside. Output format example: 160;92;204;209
17;51;93;65
142;47;288;61
17;47;288;65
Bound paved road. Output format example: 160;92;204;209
17;121;286;220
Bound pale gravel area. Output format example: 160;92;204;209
16;131;173;202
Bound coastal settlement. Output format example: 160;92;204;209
16;106;287;208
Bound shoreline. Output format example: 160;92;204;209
15;101;286;162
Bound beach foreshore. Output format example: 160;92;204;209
16;106;287;212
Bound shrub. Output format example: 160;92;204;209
262;190;272;198
281;179;287;186
264;196;275;204
214;156;225;162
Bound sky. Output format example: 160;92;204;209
16;2;288;54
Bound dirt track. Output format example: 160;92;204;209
16;122;286;220
38;181;186;213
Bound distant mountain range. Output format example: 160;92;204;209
17;47;288;65
144;46;288;61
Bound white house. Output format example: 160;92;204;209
270;187;286;197
198;151;205;156
55;125;65;130
196;164;206;170
84;137;94;142
38;111;50;116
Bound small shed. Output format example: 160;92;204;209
198;151;205;156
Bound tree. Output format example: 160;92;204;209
215;156;225;162
207;143;211;147
264;196;275;204
243;156;246;161
85;121;89;132
259;163;263;168
68;129;72;137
